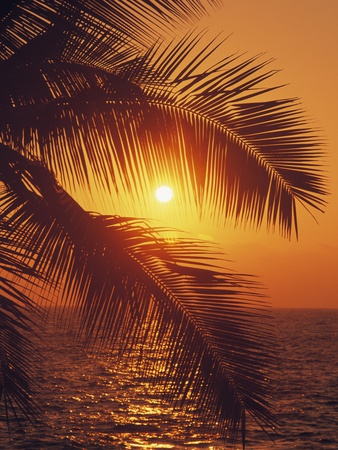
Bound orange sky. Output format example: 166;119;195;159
197;1;338;308
73;1;337;309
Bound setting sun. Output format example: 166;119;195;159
155;186;173;203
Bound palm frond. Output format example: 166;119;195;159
130;33;327;234
1;20;328;236
0;144;277;445
0;293;41;427
134;33;328;236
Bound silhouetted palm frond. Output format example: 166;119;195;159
0;25;327;237
0;144;277;445
141;34;328;235
0;293;41;427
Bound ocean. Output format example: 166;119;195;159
0;309;337;449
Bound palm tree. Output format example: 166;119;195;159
0;0;327;447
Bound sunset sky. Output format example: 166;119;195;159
198;1;338;308
3;3;335;446
78;1;338;310
7;0;334;310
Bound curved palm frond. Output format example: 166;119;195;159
0;144;277;445
139;33;328;235
0;26;327;237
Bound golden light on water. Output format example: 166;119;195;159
155;186;173;203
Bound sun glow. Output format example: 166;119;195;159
155;186;173;203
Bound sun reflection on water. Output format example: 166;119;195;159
31;320;225;449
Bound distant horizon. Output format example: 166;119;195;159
272;306;338;310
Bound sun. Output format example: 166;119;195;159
155;186;173;203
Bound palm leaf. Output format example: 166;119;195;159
0;27;327;236
0;293;41;427
0;144;277;445
139;33;328;235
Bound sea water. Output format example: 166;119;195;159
0;309;337;449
